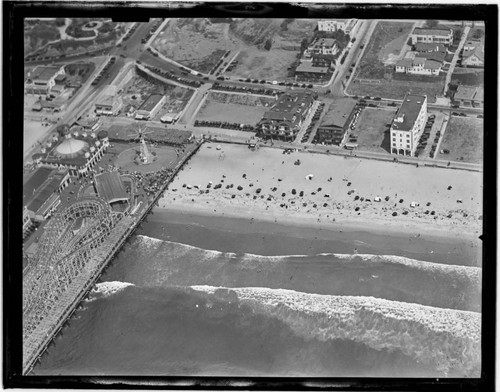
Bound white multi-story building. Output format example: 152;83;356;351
317;19;357;34
305;38;339;56
395;57;442;76
390;94;427;156
410;28;453;46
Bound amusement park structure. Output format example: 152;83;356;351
22;195;133;373
127;127;156;165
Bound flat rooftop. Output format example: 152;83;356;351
94;172;129;204
391;94;426;132
319;99;357;129
412;28;452;37
138;94;164;113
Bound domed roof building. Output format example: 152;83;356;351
34;123;108;177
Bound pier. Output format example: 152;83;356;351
22;141;203;375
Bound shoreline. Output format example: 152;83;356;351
155;200;480;242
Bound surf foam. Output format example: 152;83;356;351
190;286;480;376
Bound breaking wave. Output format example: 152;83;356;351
93;281;135;298
190;286;481;377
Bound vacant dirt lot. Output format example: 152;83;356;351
450;69;484;87
355;21;414;80
355;108;396;154
437;117;483;164
153;18;316;80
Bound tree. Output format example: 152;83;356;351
55;18;65;27
425;20;439;28
472;29;484;39
264;39;272;51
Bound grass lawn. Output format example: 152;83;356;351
196;100;267;125
347;77;444;103
356;21;414;80
450;70;484;87
355;108;396;154
437;117;483;164
24;22;61;55
180;49;226;73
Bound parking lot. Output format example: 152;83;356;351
414;111;447;159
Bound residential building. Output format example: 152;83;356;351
95;85;122;116
135;93;166;120
411;28;453;45
305;38;339;57
316;99;357;145
76;117;102;133
257;91;315;141
454;86;484;107
395;57;442;76
25;65;66;95
463;40;482;51
390;94;427;156
414;42;446;53
317;19;357;34
462;46;484;67
294;63;331;81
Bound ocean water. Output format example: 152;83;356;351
32;210;482;377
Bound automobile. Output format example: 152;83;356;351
440;149;450;154
477;114;483;118
459;113;467;117
428;114;435;119
452;112;459;116
373;97;381;101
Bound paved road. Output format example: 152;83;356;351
443;26;471;96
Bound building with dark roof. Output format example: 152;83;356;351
135;93;166;120
316;99;357;145
94;172;129;205
411;28;453;45
25;65;65;95
294;63;331;82
390;94;427;156
257;91;315;141
23;168;70;227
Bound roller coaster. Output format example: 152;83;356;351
23;196;127;371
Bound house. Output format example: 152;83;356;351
462;45;484;67
414;42;446;53
390;94;427;156
25;65;66;95
317;19;357;34
395;57;442;76
463;40;482;51
454;86;484;107
135;93;166;120
76;117;102;133
295;63;331;81
257;91;315;141
95;85;122;116
305;38;339;57
411;28;453;46
316;99;357;146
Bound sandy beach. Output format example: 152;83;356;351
158;143;482;240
